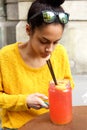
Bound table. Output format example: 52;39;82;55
19;106;87;130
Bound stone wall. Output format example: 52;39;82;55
0;0;18;48
61;1;87;74
0;0;87;74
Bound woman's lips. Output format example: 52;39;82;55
42;52;50;57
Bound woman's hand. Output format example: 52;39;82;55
26;93;49;109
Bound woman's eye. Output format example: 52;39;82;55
54;41;58;44
40;40;48;44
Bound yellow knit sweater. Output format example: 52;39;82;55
0;42;74;128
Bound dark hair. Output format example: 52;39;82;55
27;0;65;30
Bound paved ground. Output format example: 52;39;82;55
72;75;87;106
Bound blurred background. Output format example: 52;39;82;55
0;0;87;106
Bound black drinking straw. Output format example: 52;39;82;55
46;59;57;85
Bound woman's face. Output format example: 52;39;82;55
28;24;64;58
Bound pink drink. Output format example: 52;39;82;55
48;80;72;124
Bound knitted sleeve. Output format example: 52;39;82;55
0;50;28;111
62;47;74;89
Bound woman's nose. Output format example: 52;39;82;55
46;44;54;52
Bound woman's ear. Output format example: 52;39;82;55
26;24;32;36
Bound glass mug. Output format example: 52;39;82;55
48;80;72;125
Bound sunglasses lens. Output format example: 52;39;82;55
42;11;56;23
59;13;69;24
29;11;69;25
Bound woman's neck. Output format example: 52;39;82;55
18;41;49;68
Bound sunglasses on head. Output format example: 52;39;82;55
29;10;69;24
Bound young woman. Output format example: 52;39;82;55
0;0;74;129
